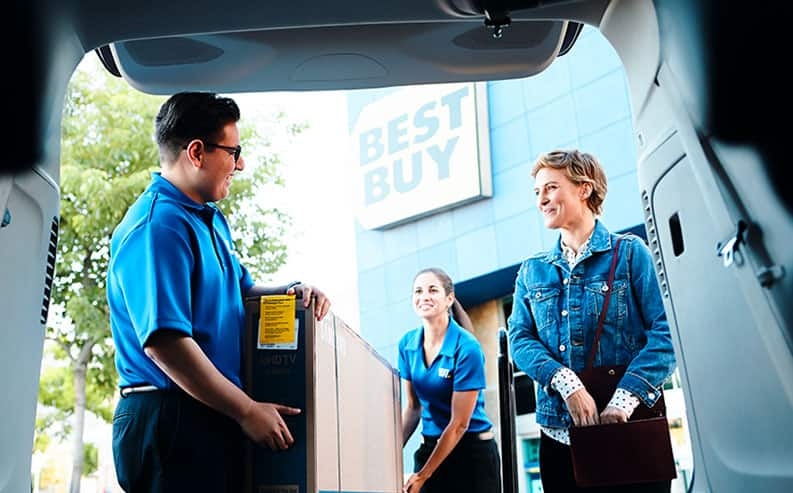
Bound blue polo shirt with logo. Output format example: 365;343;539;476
107;172;255;389
398;319;493;437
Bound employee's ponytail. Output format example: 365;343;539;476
451;299;475;333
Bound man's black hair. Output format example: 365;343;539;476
154;92;240;163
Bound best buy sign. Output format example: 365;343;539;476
351;82;492;230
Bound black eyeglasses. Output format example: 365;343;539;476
205;142;242;163
182;141;242;163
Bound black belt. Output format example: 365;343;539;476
423;430;495;445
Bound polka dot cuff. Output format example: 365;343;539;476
550;367;584;400
607;388;641;416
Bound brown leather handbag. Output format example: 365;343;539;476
568;236;677;487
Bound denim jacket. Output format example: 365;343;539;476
507;220;676;429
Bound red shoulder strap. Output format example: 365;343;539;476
586;236;623;370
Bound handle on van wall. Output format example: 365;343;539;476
668;212;684;257
715;219;785;287
716;220;747;267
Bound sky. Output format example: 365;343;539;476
234;90;361;329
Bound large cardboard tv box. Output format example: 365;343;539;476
243;295;403;493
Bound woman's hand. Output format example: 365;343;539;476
599;405;628;424
403;472;428;493
565;387;600;426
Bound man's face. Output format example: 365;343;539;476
197;122;244;203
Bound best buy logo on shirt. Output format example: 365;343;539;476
438;368;452;379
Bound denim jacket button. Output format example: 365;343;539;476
536;291;542;299
561;310;568;317
647;392;656;400
559;344;566;352
563;278;569;285
601;284;609;292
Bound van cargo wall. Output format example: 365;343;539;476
0;170;59;493
633;66;793;492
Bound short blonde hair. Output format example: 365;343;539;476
531;149;608;216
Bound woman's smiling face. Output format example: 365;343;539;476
412;272;454;320
533;166;592;230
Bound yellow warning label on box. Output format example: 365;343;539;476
258;295;298;350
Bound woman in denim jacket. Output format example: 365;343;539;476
507;150;676;493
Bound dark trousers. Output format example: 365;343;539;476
539;433;671;493
112;389;243;493
413;434;502;493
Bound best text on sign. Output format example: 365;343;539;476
350;82;492;230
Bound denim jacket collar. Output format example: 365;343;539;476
542;219;613;265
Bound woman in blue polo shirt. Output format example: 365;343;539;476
399;267;501;493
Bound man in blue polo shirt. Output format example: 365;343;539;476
107;92;331;492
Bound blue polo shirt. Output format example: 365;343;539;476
107;172;255;389
398;319;493;437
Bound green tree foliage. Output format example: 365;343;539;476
40;55;298;493
82;443;99;477
33;419;51;454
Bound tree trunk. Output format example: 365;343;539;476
69;361;88;493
